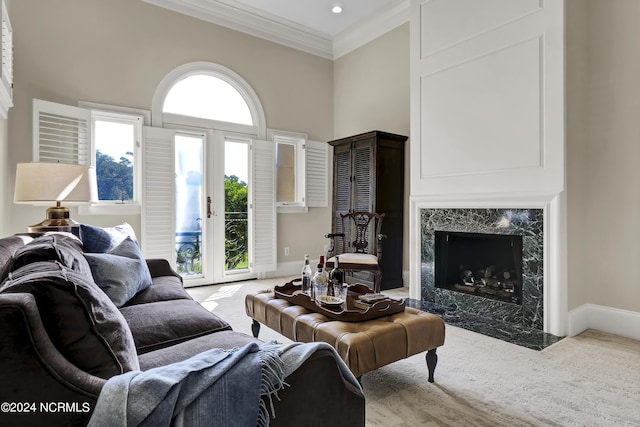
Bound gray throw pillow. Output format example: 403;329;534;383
0;261;140;379
83;237;152;307
0;234;91;283
7;234;91;276
80;223;138;253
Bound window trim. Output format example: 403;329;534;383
271;129;307;212
77;101;148;215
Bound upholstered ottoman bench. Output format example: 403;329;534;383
245;289;446;382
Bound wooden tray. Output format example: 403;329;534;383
274;279;405;322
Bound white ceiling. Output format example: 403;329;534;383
142;0;409;59
232;0;396;36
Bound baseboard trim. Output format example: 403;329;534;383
263;260;301;280
568;303;640;340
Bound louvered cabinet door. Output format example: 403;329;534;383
352;140;374;213
333;143;352;251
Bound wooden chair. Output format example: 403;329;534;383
325;212;386;293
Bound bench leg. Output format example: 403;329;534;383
251;319;261;338
426;348;438;383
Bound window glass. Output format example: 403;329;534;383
276;142;296;203
163;75;253;125
224;140;249;271
175;134;204;276
94;119;135;202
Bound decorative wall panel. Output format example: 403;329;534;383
419;0;542;58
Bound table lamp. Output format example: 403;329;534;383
14;162;98;233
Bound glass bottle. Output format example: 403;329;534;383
301;254;312;296
313;255;329;299
329;255;343;297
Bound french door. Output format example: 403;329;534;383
174;130;257;285
207;131;255;284
143;126;275;287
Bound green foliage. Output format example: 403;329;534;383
224;175;248;269
96;150;133;201
224;175;247;213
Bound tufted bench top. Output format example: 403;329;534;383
245;289;445;379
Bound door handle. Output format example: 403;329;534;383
207;196;212;218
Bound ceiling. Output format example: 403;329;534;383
232;0;396;36
142;0;409;59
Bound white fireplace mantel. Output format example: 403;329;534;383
409;191;568;336
409;1;566;335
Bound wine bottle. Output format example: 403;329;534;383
312;255;329;299
301;254;312;296
329;255;343;297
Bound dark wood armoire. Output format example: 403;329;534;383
327;131;407;290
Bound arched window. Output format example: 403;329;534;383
151;62;266;138
163;74;252;125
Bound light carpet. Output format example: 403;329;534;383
187;277;640;427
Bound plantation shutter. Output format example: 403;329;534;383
141;126;176;263
252;138;276;273
304;140;328;207
32;99;90;165
0;0;12;118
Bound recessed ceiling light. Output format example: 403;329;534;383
332;5;343;14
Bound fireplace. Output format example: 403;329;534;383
421;208;544;330
434;231;523;305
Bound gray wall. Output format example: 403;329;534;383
566;0;640;313
0;115;7;237
333;23;410;278
6;0;333;263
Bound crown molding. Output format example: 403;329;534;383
142;0;409;60
333;0;409;59
142;0;333;59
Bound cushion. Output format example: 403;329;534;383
138;330;259;371
327;253;379;265
84;237;152;307
120;299;232;354
123;275;192;306
80;222;138;253
0;261;140;379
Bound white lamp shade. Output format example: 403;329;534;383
14;162;98;205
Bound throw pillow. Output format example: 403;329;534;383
0;234;92;282
0;261;140;379
83;237;152;307
80;223;138;253
0;235;33;282
17;234;88;268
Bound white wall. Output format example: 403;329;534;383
410;0;564;198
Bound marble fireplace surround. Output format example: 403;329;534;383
421;208;543;330
409;195;567;337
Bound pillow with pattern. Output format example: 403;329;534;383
80;223;138;253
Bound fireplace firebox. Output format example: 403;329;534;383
434;231;523;305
